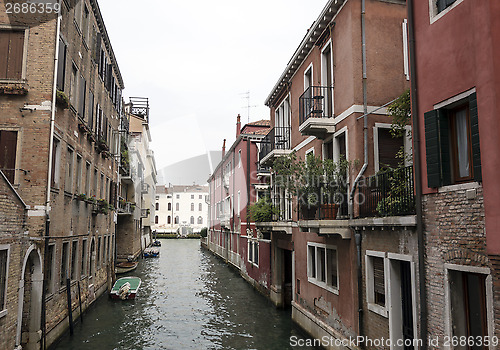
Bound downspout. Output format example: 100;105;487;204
41;4;62;350
353;0;368;341
407;0;427;346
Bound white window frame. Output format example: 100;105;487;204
333;126;349;162
373;122;412;172
444;263;494;350
321;39;335;116
402;19;410;81
247;239;259;267
237;191;240;217
0;244;10;318
365;250;388;317
60;241;70;288
304;63;313;92
387;253;418;350
81;238;88;278
46;243;56;294
429;0;465;24
238;150;242;168
307;242;339;295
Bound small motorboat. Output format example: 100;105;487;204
115;261;138;274
152;240;161;247
143;247;159;258
110;276;141;300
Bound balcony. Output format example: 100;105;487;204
259;126;292;166
141;208;150;218
219;214;230;229
358;165;415;218
299;86;335;139
117;199;135;215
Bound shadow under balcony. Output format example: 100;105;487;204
259;126;292;166
299;86;335;139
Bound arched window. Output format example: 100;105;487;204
90;239;95;276
191;203;194;211
155;216;158;224
167;216;171;224
175;216;179;224
168;203;171;211
176;203;179;211
190;216;194;224
198;216;203;224
199;203;202;211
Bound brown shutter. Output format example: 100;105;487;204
0;131;17;183
373;257;385;295
7;31;24;80
56;38;67;91
378;128;404;169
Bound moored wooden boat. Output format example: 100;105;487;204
152;240;161;247
143;247;159;258
110;276;141;300
115;261;138;274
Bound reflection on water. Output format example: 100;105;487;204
53;239;316;350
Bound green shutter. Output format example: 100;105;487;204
469;92;482;182
425;110;441;188
438;110;452;186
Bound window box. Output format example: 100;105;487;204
0;82;28;95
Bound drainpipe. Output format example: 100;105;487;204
407;0;427;346
40;4;62;350
352;0;368;340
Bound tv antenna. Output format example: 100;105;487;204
240;91;258;123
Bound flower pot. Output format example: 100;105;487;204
300;205;318;220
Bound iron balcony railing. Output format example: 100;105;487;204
358;165;415;218
298;185;349;221
299;86;334;125
259;126;291;161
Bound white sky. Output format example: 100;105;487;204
98;0;329;169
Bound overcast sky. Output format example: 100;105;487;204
98;0;328;169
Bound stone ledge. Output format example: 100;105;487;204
350;215;417;228
255;221;297;234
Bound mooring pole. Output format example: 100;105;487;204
66;277;74;335
77;281;83;323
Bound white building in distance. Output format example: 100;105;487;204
154;184;209;235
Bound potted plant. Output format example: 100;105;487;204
321;155;350;219
75;193;87;201
296;153;324;220
56;90;69;109
248;196;279;222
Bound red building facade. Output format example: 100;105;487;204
411;0;500;342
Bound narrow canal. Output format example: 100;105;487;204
53;239;316;349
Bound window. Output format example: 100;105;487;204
176;194;180;199
82;5;90;42
197;216;203;224
304;64;313;91
155;216;158;224
71;241;78;280
81;239;87;277
0;246;9;315
321;40;334;116
100;173;104;198
176;203;179;211
45;244;55;294
190;216;194;224
437;0;457;13
0;29;25;80
174;216;179;224
65;147;74;193
60;242;69;287
199;203;202;211
90;239;95;276
156;203;159;211
366;251;387;317
307;243;338;293
191;203;194;211
93;168;98;196
191;195;194;199
375;126;404;171
167;203;171;211
167;216;171;224
0;130;18;184
97;236;102;268
237;191;240;217
70;63;78;106
238;150;242;168
103;236;108;264
424;92;481;187
76;154;82;193
448;267;489;343
78;74;86;118
85;161;91;195
248;240;259;266
56;37;67;90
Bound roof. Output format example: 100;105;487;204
246;120;271;127
264;0;344;106
157;185;209;195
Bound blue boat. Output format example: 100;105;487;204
143;247;159;258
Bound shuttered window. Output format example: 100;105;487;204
78;75;86;118
0;30;24;80
0;130;17;184
0;248;7;311
88;91;94;128
56;37;67;91
378;128;404;170
373;257;385;306
424;93;481;187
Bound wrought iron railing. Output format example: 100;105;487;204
298;185;349;221
358;165;415;218
299;86;334;125
259;126;291;161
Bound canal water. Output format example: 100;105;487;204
53;239;316;350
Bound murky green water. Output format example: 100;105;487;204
52;239;316;350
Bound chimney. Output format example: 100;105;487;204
236;114;241;137
222;139;226;157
